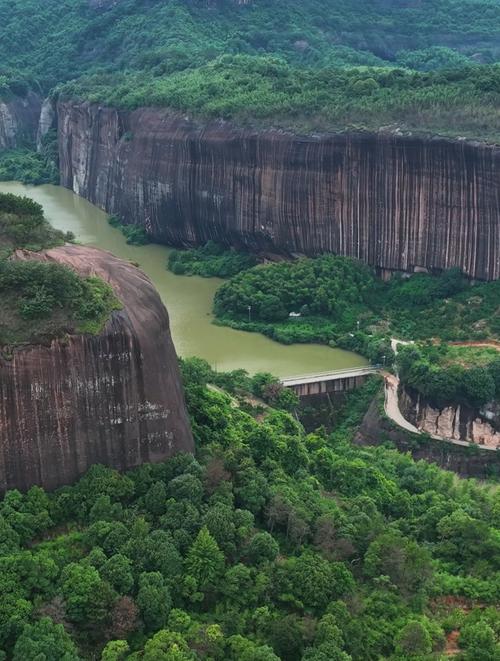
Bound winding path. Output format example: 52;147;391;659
383;340;499;452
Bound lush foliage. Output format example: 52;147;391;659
60;57;500;141
0;194;121;346
2;0;500;93
397;343;500;409
108;216;150;246
0;148;58;186
0;192;69;255
1;1;500;139
0;260;121;346
213;256;500;364
0;358;498;659
168;241;258;279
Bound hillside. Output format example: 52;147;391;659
0;362;498;659
1;0;500;138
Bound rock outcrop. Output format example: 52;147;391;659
58;101;500;280
399;386;500;449
356;395;500;479
0;245;193;492
36;97;57;151
0;92;41;150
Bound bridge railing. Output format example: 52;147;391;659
280;365;380;385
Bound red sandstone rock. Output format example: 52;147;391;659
58;101;500;281
0;245;193;492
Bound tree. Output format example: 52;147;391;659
107;596;139;641
364;531;433;601
184;527;225;599
269;614;305;661
203;503;236;555
13;617;80;661
246;532;279;565
101;640;129;661
394;621;432;657
143;630;195;661
59;563;116;630
100;554;134;594
459;621;500;661
302;614;351;661
145;481;167;517
227;634;281;661
137;572;172;632
462;367;495;408
89;495;123;524
275;553;354;613
167;475;203;506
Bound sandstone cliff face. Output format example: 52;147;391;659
357;396;500;479
399;386;500;449
36;97;57;151
58;101;500;280
0;245;193;492
0;92;41;150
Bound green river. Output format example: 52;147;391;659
0;182;367;376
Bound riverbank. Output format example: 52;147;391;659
0;182;367;376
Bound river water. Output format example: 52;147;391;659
0;182;367;376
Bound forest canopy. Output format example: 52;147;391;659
1;0;500;138
0;359;498;660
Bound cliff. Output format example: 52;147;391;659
0;92;41;150
0;245;193;492
399;386;500;449
58;101;500;280
357;396;500;479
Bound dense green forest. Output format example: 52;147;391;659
0;194;120;346
2;0;500;92
1;0;500;138
60;57;500;140
212;255;500;360
211;253;500;408
0;358;498;660
168;241;258;278
397;344;500;409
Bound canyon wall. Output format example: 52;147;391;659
58;101;500;280
357;396;500;479
0;92;41;150
0;245;193;492
399;386;500;449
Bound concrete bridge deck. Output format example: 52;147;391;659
281;366;380;396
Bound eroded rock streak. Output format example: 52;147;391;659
0;92;41;150
58;101;500;280
0;245;193;492
399;386;500;449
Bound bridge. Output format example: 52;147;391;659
280;366;380;397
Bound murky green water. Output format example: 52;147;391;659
0;182;367;376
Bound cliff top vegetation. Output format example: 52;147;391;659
397;343;500;409
60;57;500;141
1;0;500;139
0;358;498;659
0;194;121;347
0;193;68;257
